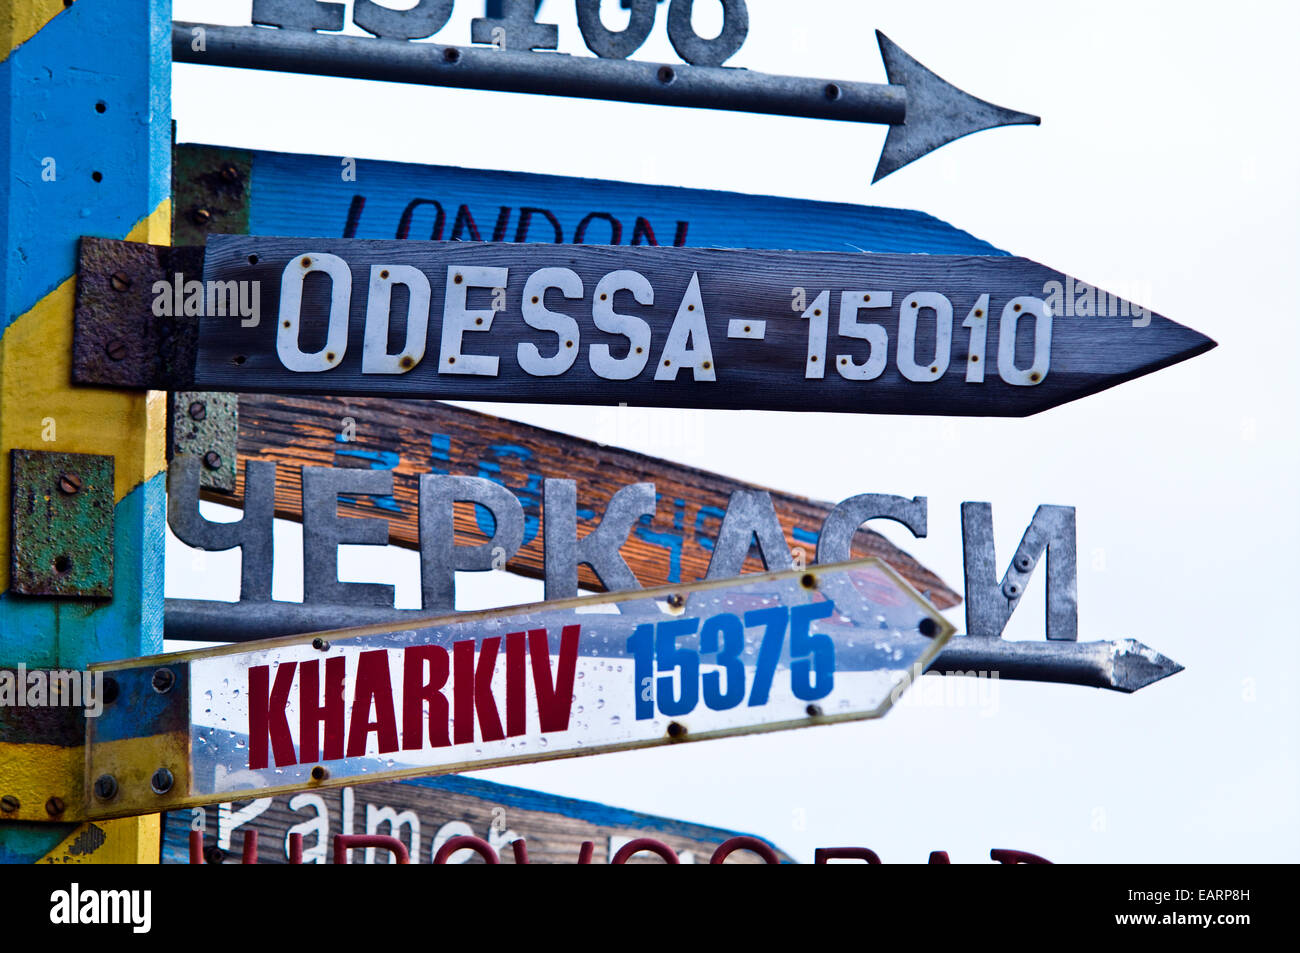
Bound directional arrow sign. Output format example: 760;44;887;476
86;559;953;818
74;237;1214;417
172;23;1037;184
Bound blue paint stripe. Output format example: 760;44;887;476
0;473;165;669
243;147;1007;257
1;0;170;328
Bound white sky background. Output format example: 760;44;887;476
166;0;1300;862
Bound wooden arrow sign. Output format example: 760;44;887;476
87;559;954;818
74;237;1214;417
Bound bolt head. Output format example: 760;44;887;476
151;667;175;694
150;768;174;795
93;775;118;801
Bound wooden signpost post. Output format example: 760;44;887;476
73;236;1213;416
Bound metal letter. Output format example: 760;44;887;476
961;502;1077;641
419;476;525;611
353;0;453;40
576;0;657;59
471;0;560;51
302;466;395;607
168;455;276;602
251;0;345;32
666;0;748;66
705;490;791;577
815;494;927;563
543;479;655;599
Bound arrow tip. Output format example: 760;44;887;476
1109;639;1184;693
873;31;1040;183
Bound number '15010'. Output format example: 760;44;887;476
626;603;836;720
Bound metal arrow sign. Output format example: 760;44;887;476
173;4;1038;183
73;236;1214;417
85;559;953;818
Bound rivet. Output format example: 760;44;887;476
443;47;460;63
1015;555;1032;571
109;271;131;292
150;768;174;795
919;617;941;638
152;667;175;694
666;721;686;738
824;83;841;100
311;765;329;782
105;340;127;361
202;450;222;470
1002;580;1021;599
58;472;82;495
188;400;207;421
806;703;823;717
301;256;312;268
93;775;118;801
800;573;816;590
657;65;675;84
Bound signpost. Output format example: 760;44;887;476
86;559;953;818
174;5;1040;184
73;236;1214;416
166;773;794;864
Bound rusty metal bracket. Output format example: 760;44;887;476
172;146;252;248
170;393;238;493
9;450;114;598
72;237;202;389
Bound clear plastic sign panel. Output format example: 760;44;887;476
189;561;954;798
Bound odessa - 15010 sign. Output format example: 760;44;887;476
85;560;952;817
160;237;1211;417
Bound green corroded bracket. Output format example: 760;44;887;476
9;450;114;598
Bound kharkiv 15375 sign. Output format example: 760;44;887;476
173;237;1213;417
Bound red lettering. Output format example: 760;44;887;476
433;835;499;864
505;631;526;737
990;849;1052;864
709;836;780;864
249;662;297;769
814;847;882;864
454;638;504;744
402;645;451;750
298;656;346;763
529;625;580;732
346;650;399;758
611;838;679;864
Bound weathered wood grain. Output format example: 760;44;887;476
211;393;960;607
195;237;1215;416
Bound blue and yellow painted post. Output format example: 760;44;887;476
1;0;169;862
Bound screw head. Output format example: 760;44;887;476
1003;580;1022;599
187;400;207;421
311;637;330;651
666;721;687;739
57;472;82;495
150;768;174;795
93;775;118;801
202;450;222;470
151;667;175;694
0;795;19;813
310;765;329;782
109;271;131;292
805;704;824;717
219;162;240;183
45;796;66;816
203;845;227;864
666;593;684;610
1014;555;1032;571
105;339;127;361
191;207;212;226
919;617;941;639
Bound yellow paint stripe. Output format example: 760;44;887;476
0;200;170;591
0;740;84;822
0;0;66;62
39;816;160;864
